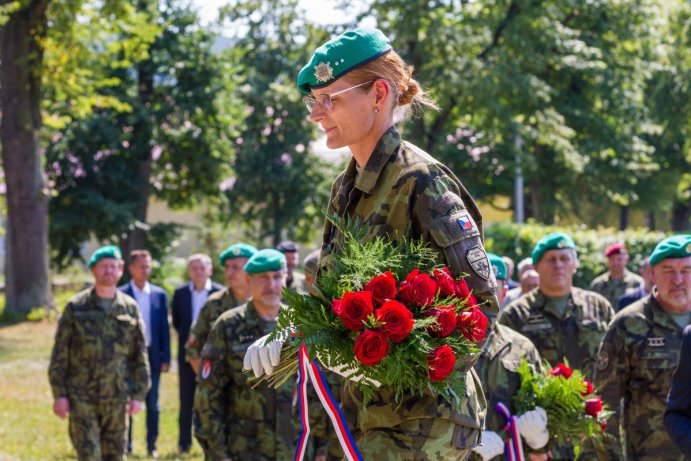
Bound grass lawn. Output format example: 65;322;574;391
0;319;205;460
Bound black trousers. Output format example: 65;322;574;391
178;358;196;450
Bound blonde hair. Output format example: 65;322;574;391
343;50;439;115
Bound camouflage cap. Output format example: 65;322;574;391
219;243;258;266
244;249;287;274
88;245;122;268
649;234;691;266
531;232;576;264
487;253;508;280
296;28;392;95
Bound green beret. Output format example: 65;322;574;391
649;234;691;266
297;28;392;95
219;243;258;266
88;245;122;268
244;249;287;274
531;232;576;264
487;253;507;280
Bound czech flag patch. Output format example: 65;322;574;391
457;214;473;231
201;360;212;379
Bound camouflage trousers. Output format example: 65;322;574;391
68;399;128;461
352;418;479;461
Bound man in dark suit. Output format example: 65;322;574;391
171;253;223;454
119;249;170;459
666;324;691;457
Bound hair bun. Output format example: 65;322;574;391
398;78;420;106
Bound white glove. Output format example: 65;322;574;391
242;334;283;377
516;406;549;449
471;431;504;460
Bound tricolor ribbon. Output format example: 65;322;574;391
294;344;364;461
496;402;525;461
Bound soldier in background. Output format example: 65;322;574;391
499;233;614;459
595;234;691;460
502;256;519;290
276;240;307;293
185;243;257;373
618;256;653;310
302;249;321;293
504;268;539;307
665;324;691;458
590;242;644;311
472;254;548;461
49;245;150;461
194;249;298;460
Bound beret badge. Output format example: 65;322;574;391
314;62;334;83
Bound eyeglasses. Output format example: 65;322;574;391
303;80;374;113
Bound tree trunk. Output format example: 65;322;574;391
0;0;53;316
646;210;656;230
671;198;691;232
121;12;154;259
619;205;629;230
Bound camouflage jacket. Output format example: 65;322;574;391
594;292;687;460
498;287;614;380
470;324;545;461
185;288;241;362
589;269;644;311
48;287;150;402
194;300;299;461
319;127;498;449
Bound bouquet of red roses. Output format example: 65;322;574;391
514;360;611;458
264;223;489;402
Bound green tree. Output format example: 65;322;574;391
637;1;690;231
45;0;233;267
361;0;663;226
219;0;335;246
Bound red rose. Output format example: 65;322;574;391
354;330;390;366
457;307;489;342
600;420;608;432
364;271;397;304
331;299;342;316
456;278;471;300
426;305;457;338
465;293;478;309
428;345;456;382
433;267;457;298
399;269;437;307
582;380;594;396
550;363;573;378
339;291;374;331
585;397;603;417
375;300;414;343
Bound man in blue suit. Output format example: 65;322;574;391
119;249;170;459
171;253;223;454
666;324;691;458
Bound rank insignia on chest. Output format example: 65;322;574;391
238;334;255;344
201;359;212;379
457;213;474;231
647;337;666;348
527;313;546;324
467;246;491;280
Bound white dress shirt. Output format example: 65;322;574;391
131;281;152;347
190;279;213;324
